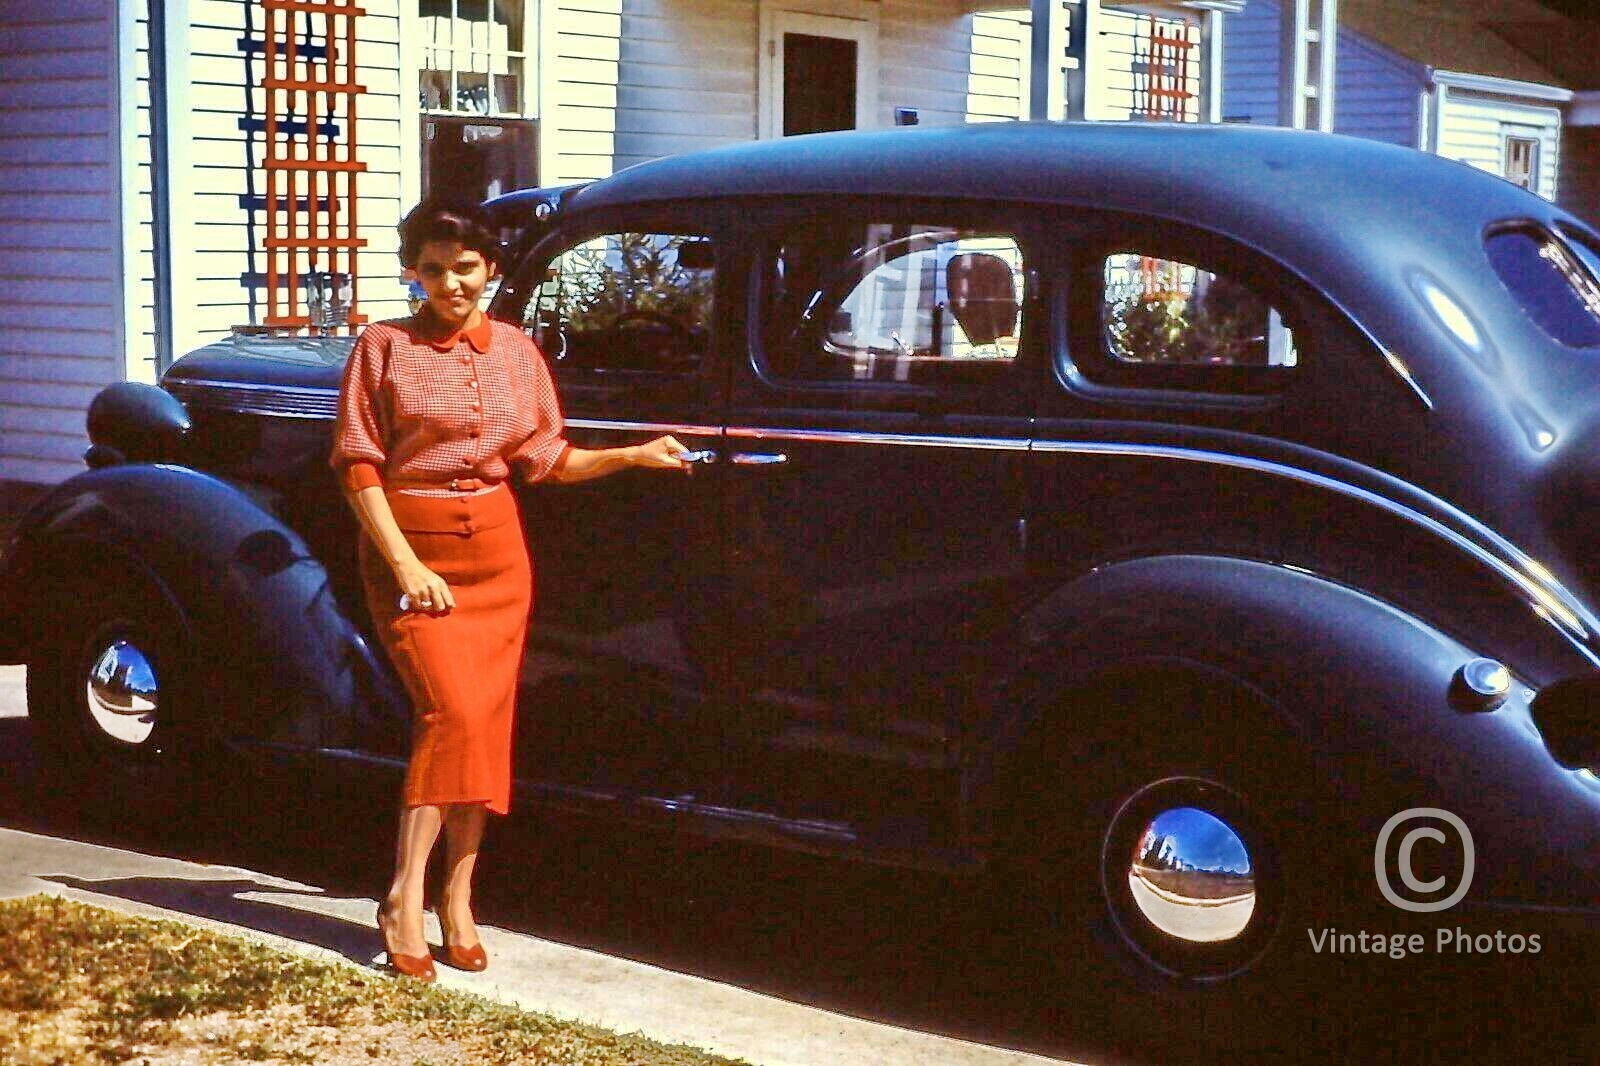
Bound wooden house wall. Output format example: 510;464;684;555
543;0;986;185
171;0;410;354
1436;91;1562;200
0;1;125;485
1221;0;1422;147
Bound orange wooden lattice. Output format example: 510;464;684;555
261;0;369;331
1139;15;1197;123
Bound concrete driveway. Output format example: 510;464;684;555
0;664;1086;1066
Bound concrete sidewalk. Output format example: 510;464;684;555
0;665;1082;1066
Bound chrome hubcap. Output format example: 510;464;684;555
1127;806;1256;943
84;639;159;746
1101;777;1275;979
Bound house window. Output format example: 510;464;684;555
418;0;538;200
1504;134;1541;194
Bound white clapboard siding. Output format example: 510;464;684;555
968;9;1028;123
0;1;123;484
547;0;759;183
880;0;977;126
1438;92;1562;200
545;0;1002;184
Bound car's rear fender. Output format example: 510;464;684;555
3;463;406;754
980;554;1600;908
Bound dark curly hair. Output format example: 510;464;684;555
397;197;499;268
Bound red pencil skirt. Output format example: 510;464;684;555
359;483;530;816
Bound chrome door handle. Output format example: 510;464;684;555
730;452;788;466
674;449;718;464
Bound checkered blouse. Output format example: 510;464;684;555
330;313;570;494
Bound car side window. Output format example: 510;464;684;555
524;231;714;375
1062;241;1299;398
761;222;1024;387
1101;252;1297;368
1485;225;1600;349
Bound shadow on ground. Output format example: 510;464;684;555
43;874;379;966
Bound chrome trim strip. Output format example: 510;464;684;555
167;378;338;398
566;417;723;437
1380;349;1435;411
1032;439;1600;664
726;426;1031;452
165;379;339;420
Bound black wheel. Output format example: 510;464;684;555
997;666;1355;1058
28;568;199;835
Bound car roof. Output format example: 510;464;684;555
554;122;1595;402
566;121;1550;240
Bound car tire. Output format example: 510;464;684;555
27;568;202;838
996;665;1360;1058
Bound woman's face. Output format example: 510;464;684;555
408;239;496;326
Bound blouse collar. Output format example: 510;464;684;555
412;308;493;353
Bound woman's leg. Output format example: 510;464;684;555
439;803;487;947
383;803;442;956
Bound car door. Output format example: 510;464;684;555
714;205;1036;843
495;215;730;797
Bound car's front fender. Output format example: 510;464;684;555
3;463;406;755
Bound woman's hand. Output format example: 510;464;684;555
627;435;690;471
393;557;455;614
549;435;693;483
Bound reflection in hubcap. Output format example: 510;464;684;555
85;639;159;746
1128;806;1255;943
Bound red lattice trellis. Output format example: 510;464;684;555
1138;15;1197;123
261;0;368;330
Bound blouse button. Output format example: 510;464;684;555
470;401;481;410
469;380;479;389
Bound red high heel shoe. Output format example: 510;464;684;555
434;906;488;972
377;901;436;982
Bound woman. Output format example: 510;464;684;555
331;199;686;981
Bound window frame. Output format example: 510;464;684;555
1058;221;1306;405
417;0;535;119
499;218;721;386
746;207;1038;414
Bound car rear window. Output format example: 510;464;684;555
1484;226;1600;348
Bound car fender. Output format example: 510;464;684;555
3;463;406;754
984;554;1600;908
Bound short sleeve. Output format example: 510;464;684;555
330;327;390;492
508;338;571;483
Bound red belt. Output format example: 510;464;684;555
389;477;500;492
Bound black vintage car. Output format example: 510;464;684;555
5;122;1600;1045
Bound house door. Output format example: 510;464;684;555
760;8;879;137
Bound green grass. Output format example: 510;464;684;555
0;895;751;1065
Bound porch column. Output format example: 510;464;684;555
1278;0;1337;130
1030;0;1088;121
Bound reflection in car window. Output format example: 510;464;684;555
525;232;713;373
1102;253;1296;367
764;223;1023;385
1484;227;1600;348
